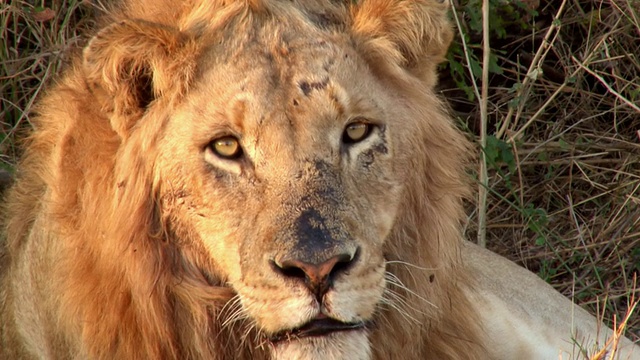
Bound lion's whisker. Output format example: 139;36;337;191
385;272;438;309
218;294;242;319
385;260;438;272
219;296;244;324
382;285;433;320
221;306;248;329
379;295;421;325
239;322;259;350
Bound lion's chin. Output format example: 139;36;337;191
269;329;371;360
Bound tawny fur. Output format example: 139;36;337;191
1;1;638;360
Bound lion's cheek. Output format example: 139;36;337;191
209;245;243;282
192;217;245;282
373;207;398;241
372;186;403;240
350;180;402;242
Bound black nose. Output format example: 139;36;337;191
273;250;358;299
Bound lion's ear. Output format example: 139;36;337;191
83;20;198;138
350;0;453;86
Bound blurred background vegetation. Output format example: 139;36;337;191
1;0;639;342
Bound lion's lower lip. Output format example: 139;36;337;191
270;319;366;343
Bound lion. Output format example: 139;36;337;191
0;0;638;359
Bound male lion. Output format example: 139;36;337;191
1;0;638;359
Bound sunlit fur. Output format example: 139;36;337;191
4;1;637;360
0;1;488;359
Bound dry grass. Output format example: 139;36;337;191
588;291;637;359
1;0;95;168
1;0;639;352
444;0;640;344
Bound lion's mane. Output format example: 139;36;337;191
1;1;486;359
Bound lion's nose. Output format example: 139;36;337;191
273;251;358;299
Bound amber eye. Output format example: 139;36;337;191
343;121;372;144
210;136;243;159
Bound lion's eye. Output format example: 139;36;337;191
210;136;243;159
343;121;372;144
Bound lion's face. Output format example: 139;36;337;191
75;1;454;357
155;30;408;357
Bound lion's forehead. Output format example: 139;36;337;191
182;32;388;159
195;35;366;108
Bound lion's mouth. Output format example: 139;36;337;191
269;318;366;343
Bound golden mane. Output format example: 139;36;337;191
2;1;488;359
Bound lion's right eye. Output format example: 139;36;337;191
209;136;243;159
342;121;373;144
